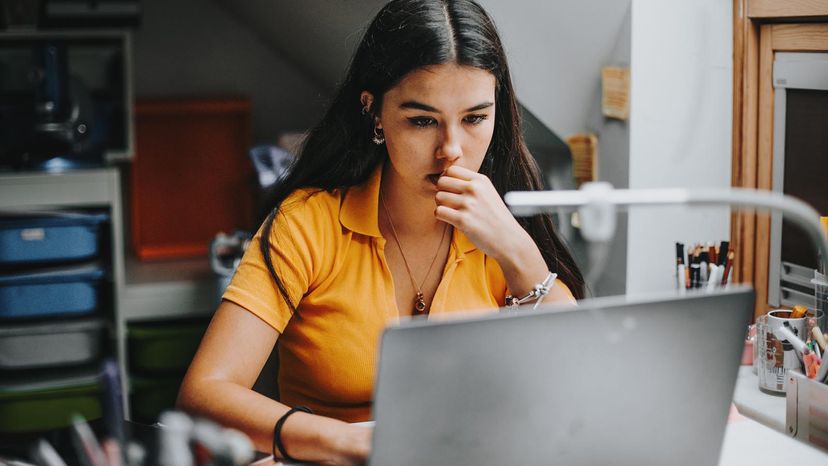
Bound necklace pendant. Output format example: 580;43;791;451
414;292;427;314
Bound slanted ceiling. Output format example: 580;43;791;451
215;0;387;92
215;0;629;138
214;0;578;179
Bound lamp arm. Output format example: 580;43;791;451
504;185;828;275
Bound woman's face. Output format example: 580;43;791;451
372;63;497;196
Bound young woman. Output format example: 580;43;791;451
178;0;584;464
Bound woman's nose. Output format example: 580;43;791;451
436;126;462;162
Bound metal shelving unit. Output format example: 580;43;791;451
0;168;129;415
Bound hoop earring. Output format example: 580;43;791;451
372;127;385;145
361;105;369;115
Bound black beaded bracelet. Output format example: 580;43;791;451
273;405;313;462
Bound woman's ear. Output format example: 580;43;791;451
360;91;382;129
360;91;375;114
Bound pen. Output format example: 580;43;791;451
192;418;230;466
126;442;147;466
706;265;720;291
777;322;808;354
30;439;68;466
70;415;108;466
804;349;820;378
677;263;686;291
223;429;255;466
685;261;691;289
690;248;700;288
157;411;194;466
101;359;126;466
699;251;709;285
718;241;729;266
721;251;734;286
676;242;685;291
812;326;827;350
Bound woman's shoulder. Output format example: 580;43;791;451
280;187;344;219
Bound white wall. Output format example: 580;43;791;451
480;0;632;139
627;0;732;294
481;0;632;296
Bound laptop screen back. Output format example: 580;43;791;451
370;287;754;466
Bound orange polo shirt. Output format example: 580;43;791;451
223;166;571;422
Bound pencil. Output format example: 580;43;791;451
721;251;735;285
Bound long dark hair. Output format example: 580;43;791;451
261;0;584;310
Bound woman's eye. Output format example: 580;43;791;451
464;114;488;125
408;117;437;127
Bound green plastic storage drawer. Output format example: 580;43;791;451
129;374;182;424
0;371;102;433
128;319;208;373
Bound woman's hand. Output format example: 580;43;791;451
434;165;533;263
320;423;373;466
435;165;570;301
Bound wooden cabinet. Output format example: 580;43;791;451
731;0;828;318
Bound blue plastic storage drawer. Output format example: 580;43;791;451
0;212;108;265
0;265;105;319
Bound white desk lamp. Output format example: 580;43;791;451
505;182;828;282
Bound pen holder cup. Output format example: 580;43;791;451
757;310;807;395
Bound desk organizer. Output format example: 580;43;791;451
786;371;828;452
0;265;105;319
0;369;101;433
0;212;108;265
0;318;105;369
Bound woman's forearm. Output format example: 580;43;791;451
496;230;551;296
177;377;368;463
496;231;575;304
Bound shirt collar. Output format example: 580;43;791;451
340;164;478;255
340;165;383;238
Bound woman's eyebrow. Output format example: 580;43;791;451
399;101;495;112
466;102;494;112
400;101;438;112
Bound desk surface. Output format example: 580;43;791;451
732;365;787;432
253;366;826;466
254;418;825;466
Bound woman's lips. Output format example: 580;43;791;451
427;169;447;185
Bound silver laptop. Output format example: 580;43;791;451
369;286;754;466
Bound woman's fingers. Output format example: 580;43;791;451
434;204;466;229
435;175;467;193
437;167;488;195
443;164;477;181
435;190;472;210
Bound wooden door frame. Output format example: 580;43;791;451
732;0;828;319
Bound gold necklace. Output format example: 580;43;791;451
380;192;448;315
